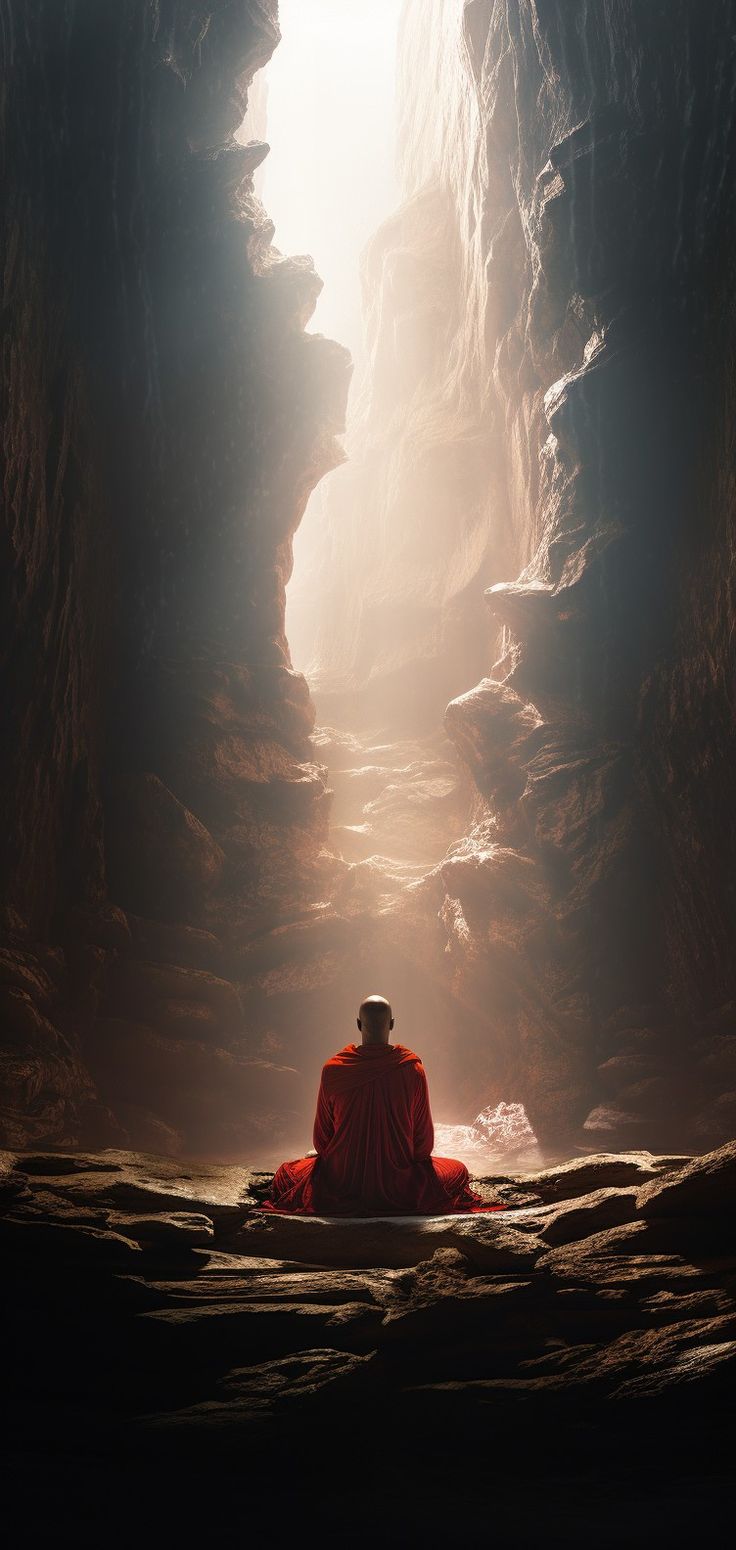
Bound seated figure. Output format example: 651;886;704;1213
261;994;505;1216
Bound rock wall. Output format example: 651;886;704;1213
4;0;736;1162
276;0;736;1154
0;1;349;1154
392;0;736;1149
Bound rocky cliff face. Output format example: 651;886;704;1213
276;0;736;1155
3;0;736;1162
390;0;736;1148
0;1;349;1154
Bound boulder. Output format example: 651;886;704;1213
597;1054;654;1094
10;1185;109;1226
637;1139;736;1218
537;1220;736;1286
0;1214;142;1267
106;1210;215;1248
9;1148;258;1225
492;1150;687;1205
537;1186;639;1246
582;1105;646;1139
234;1210;544;1271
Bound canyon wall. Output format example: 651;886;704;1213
278;0;736;1152
389;0;736;1149
3;0;736;1161
0;0;349;1155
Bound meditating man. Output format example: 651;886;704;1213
262;994;502;1215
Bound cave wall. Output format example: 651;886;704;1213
4;0;736;1161
0;0;349;1154
394;0;736;1148
275;0;736;1152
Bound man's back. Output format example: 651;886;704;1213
312;1041;434;1214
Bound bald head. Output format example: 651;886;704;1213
357;994;394;1045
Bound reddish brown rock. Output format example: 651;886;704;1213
125;916;224;975
85;1017;299;1156
637;1140;736;1220
0;0;348;1152
109;960;243;1036
107;773;225;918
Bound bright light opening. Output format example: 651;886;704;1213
249;0;403;676
258;0;401;370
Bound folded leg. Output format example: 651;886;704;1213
261;1155;318;1214
428;1155;504;1212
430;1155;472;1200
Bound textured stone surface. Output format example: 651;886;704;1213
285;0;736;1155
637;1139;736;1219
0;1;348;1153
427;1;736;1149
3;1141;736;1540
235;1209;543;1272
267;0;736;1163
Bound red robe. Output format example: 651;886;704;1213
261;1042;506;1216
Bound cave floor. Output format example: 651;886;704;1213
3;1143;735;1545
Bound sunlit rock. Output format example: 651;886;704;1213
435;1101;542;1170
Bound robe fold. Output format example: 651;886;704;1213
261;1041;506;1216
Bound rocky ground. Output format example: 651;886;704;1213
3;1139;735;1544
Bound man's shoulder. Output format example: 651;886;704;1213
391;1046;427;1082
394;1043;423;1066
320;1045;356;1079
320;1044;424;1074
323;1043;356;1066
